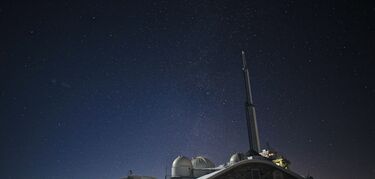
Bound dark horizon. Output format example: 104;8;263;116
1;0;374;179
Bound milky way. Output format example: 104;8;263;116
0;1;374;179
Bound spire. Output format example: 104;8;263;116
241;50;261;153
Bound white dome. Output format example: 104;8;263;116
191;156;215;177
229;153;245;164
192;156;215;168
172;156;193;168
171;156;192;177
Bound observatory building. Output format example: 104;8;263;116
122;52;313;179
168;51;313;179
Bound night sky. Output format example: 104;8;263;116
1;0;374;179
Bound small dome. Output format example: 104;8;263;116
171;156;193;177
192;156;215;169
172;156;193;168
229;153;245;164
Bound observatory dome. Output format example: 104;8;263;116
191;156;215;169
171;156;192;177
191;156;215;177
229;153;245;164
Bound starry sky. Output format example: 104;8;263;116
1;0;374;179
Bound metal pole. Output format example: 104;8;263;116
241;51;260;153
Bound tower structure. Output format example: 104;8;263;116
241;51;261;153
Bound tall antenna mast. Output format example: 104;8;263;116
241;50;261;153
